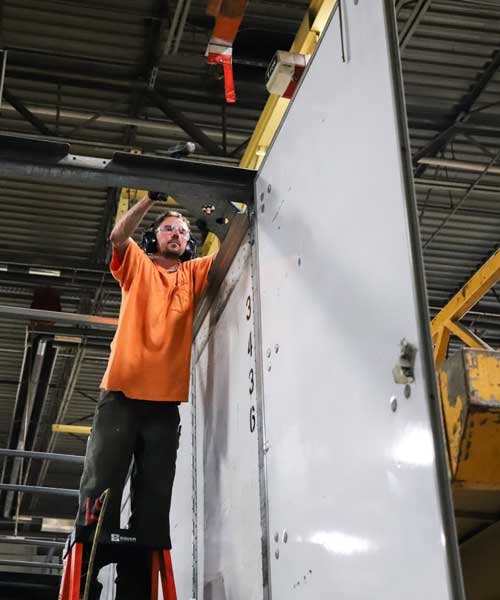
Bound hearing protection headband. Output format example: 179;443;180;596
140;226;197;262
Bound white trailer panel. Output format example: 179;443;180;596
253;1;463;598
193;237;264;600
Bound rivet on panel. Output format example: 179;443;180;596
261;204;265;213
260;192;264;202
267;364;272;372
275;548;279;559
283;530;288;543
404;384;411;399
274;344;279;354
267;184;272;193
266;348;272;358
274;532;279;542
390;396;398;412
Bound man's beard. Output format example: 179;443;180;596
159;245;182;259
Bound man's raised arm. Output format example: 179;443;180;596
109;192;157;261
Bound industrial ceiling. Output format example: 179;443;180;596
0;0;499;589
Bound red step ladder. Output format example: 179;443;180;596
58;527;177;600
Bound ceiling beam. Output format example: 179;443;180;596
0;135;253;237
422;147;500;250
144;0;171;90
413;48;500;174
2;88;57;137
147;88;226;156
91;187;121;266
399;0;431;52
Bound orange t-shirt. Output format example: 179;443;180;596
100;240;214;401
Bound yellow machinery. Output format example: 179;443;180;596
439;348;500;489
432;248;500;489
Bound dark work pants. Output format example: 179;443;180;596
77;390;180;600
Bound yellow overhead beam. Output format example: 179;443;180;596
433;326;451;369
240;0;337;169
201;231;221;256
446;321;493;352
431;248;500;367
440;348;500;489
52;424;91;435
431;248;500;332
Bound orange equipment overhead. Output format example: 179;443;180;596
206;0;249;103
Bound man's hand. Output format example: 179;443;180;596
148;191;168;201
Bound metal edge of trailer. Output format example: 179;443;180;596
382;1;465;597
248;205;272;600
190;358;199;598
193;210;250;340
192;212;250;597
191;229;262;598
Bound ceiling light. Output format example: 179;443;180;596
54;335;82;344
41;518;73;533
28;268;61;277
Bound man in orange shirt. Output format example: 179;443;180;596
77;191;214;599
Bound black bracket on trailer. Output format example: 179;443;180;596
0;133;256;240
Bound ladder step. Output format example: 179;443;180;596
58;536;177;600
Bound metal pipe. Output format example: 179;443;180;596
33;348;87;505
3;336;50;519
0;305;117;328
418;157;500;176
422;147;500;249
415;177;500;195
5;337;62;520
172;0;193;55
0;483;78;497
0;50;7;112
0;103;248;145
164;0;186;56
0;559;62;570
0;535;65;548
0;449;84;464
